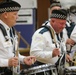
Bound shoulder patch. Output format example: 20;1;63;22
39;28;48;34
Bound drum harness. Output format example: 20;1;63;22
0;24;20;75
41;21;66;75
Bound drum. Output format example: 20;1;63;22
20;64;58;75
64;66;76;75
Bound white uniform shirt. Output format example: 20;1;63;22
71;25;76;42
30;21;67;64
70;25;76;57
0;20;25;67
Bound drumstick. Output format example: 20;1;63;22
32;59;35;64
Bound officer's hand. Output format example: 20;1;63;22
66;38;75;46
23;56;36;65
52;48;60;57
66;54;72;62
8;57;18;67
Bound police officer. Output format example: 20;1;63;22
30;9;73;75
49;1;61;18
49;1;73;63
0;1;36;75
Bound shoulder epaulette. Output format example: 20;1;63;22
39;27;48;34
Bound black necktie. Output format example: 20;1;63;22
9;29;13;43
10;29;13;37
56;34;60;41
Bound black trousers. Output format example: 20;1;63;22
0;67;12;75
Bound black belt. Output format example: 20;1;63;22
0;67;12;75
